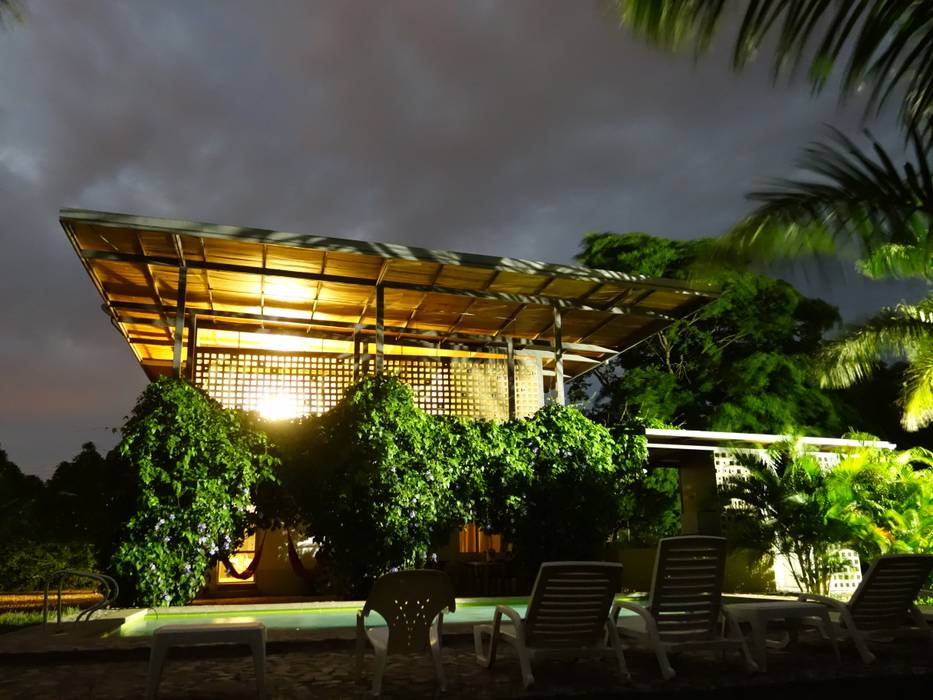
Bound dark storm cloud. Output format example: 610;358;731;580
0;1;911;476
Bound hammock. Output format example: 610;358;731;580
286;530;316;582
219;532;266;580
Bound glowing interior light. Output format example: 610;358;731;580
257;392;304;421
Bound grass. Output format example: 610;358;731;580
0;607;81;635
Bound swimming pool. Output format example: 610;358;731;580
115;596;642;637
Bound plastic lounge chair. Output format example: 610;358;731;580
473;561;627;689
611;535;757;680
797;553;933;664
355;569;456;696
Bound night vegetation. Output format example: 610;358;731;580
575;231;847;434
615;1;933;432
721;439;933;594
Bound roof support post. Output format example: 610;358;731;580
507;336;516;419
185;311;198;382
552;306;565;405
375;284;385;374
353;328;361;383
172;267;188;378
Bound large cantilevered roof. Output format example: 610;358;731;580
60;209;719;383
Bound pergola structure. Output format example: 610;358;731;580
61;209;718;420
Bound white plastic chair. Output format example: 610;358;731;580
355;569;456;696
798;553;933;664
611;535;757;679
473;561;627;689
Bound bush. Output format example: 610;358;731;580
299;376;478;594
481;404;649;571
612;423;677;546
109;378;277;607
0;540;97;592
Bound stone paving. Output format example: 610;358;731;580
1;631;932;699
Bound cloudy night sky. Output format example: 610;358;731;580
0;1;921;477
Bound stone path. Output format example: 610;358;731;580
2;632;932;699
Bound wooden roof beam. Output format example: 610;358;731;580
79;249;704;321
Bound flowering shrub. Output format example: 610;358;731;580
109;378;277;606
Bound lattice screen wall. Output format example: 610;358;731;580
193;348;543;420
714;449;842;492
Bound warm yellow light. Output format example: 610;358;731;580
257;392;305;421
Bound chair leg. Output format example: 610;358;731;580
355;629;366;681
837;611;875;665
371;646;388;697
249;637;266;698
473;626;498;669
724;613;759;674
430;628;447;692
516;644;535;689
850;630;877;665
653;644;676;681
145;642;168;700
605;620;630;680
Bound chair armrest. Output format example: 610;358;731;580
611;600;652;624
797;593;849;614
494;604;524;627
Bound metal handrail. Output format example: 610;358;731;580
43;570;120;627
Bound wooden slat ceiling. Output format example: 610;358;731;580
61;209;719;382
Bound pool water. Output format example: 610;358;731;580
116;596;642;637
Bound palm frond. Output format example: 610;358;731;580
818;304;933;388
611;0;727;53
900;340;933;429
614;1;933;134
716;127;933;275
0;1;22;27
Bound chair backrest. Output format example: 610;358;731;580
848;554;933;631
648;536;727;642
363;569;456;653
523;561;623;649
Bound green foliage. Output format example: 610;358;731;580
0;541;97;593
482;404;649;570
295;376;477;594
275;378;658;593
616;3;933;432
43;443;136;568
0;608;81;635
825;445;933;560
723;438;933;593
577;232;846;435
109;378;277;607
719;441;851;594
615;1;933;135
0;445;44;542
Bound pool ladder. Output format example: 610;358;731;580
43;569;120;627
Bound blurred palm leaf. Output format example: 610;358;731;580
819;297;933;429
613;0;933;134
0;1;21;26
717;126;933;274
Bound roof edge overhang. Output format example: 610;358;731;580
59;208;720;297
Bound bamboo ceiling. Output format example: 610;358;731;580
60;209;719;383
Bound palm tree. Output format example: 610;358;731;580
613;1;933;135
615;1;933;429
719;440;851;594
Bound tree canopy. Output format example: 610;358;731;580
615;1;933;431
576;231;846;434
